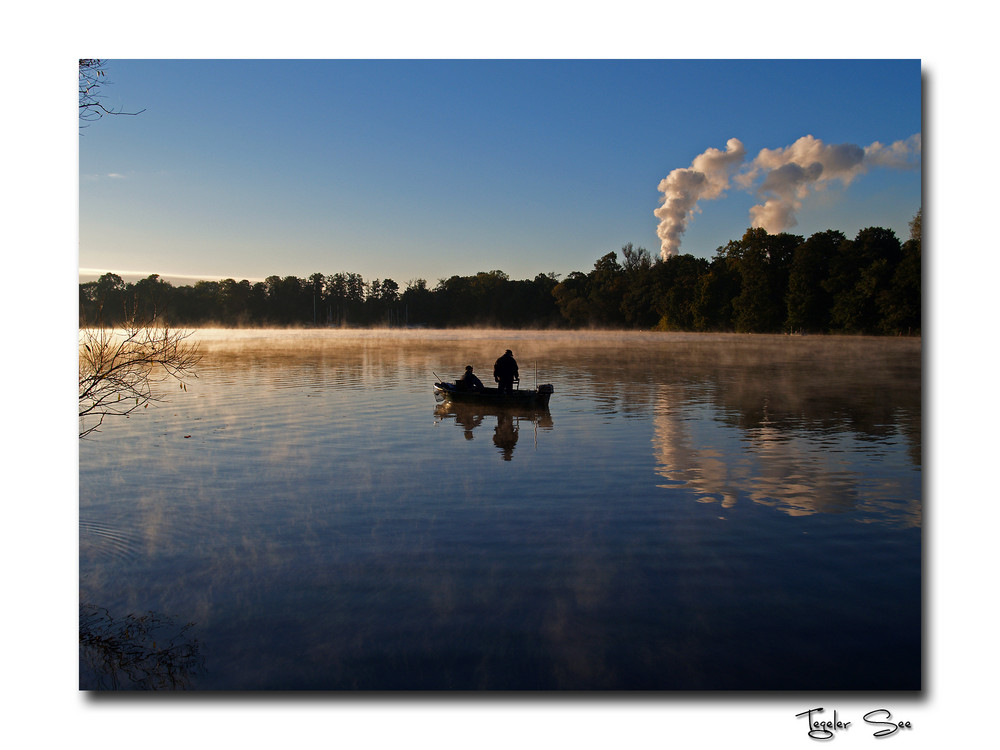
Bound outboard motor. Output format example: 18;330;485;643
537;383;554;407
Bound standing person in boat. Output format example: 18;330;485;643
493;349;519;395
458;365;484;391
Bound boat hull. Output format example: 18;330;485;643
434;382;553;408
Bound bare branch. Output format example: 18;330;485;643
79;310;201;438
79;59;145;127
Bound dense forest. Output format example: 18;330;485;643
79;213;921;335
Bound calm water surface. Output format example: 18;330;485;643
79;330;921;690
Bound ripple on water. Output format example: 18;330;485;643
79;517;144;564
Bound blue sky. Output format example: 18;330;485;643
79;59;921;286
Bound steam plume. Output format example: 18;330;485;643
654;133;921;257
654;138;745;257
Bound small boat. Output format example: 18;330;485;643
433;380;554;408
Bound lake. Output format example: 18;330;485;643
79;329;921;690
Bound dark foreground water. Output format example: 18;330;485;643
79;330;921;690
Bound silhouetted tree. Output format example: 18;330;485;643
587;252;627;326
130;274;173;322
620;244;660;328
217;278;253;325
651;253;709;330
691;255;740;331
263;275;309;324
401;278;432;325
552;271;591;327
786;230;845;333
877;210;921;334
826;227;902;333
909;208;922;244
89;272;126;324
434;275;476;322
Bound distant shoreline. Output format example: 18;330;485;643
78;270;268;287
77;324;921;341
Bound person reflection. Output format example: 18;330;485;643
452;409;484;439
493;412;519;460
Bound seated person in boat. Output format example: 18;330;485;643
457;365;485;391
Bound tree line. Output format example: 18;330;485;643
80;212;920;335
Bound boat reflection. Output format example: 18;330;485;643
433;402;554;461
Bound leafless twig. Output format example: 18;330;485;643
79;312;201;438
79;59;145;127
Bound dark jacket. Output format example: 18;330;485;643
459;370;484;390
493;353;519;381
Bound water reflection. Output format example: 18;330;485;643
79;604;205;690
434;402;554;461
80;330;921;689
652;382;921;526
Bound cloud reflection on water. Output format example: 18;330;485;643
652;382;921;525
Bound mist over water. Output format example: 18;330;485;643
80;330;920;689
